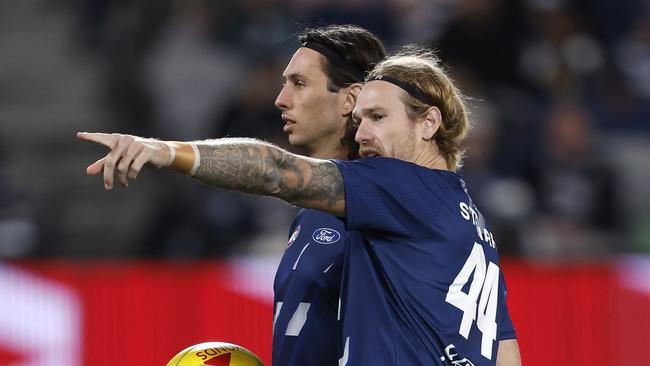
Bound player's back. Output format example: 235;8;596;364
273;209;346;366
335;158;511;366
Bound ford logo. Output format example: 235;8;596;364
312;228;341;244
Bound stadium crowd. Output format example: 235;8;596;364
1;0;649;259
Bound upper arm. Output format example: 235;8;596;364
274;154;346;217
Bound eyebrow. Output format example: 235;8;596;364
352;106;389;121
282;72;307;83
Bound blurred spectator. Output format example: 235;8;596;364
518;0;605;96
434;0;528;88
211;56;298;256
580;6;650;132
80;0;172;135
578;0;646;45
214;56;289;146
461;103;536;256
2;0;647;258
0;175;38;258
522;100;623;259
221;0;294;54
142;55;295;258
143;0;246;140
390;0;457;46
142;181;264;258
296;0;397;46
585;68;650;132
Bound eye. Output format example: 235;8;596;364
295;80;306;89
371;113;385;122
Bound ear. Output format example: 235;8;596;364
422;106;442;141
341;83;363;116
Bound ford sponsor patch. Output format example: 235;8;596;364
312;228;341;244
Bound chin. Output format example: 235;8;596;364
288;134;308;148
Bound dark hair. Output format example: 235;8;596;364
298;25;386;159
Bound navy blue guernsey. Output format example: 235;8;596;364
272;209;346;366
334;157;516;366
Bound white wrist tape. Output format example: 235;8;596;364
165;142;176;167
188;143;200;176
166;141;200;176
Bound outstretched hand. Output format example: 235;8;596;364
77;132;171;190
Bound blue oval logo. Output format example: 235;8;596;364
312;228;341;244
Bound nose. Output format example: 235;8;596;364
355;120;372;144
275;85;292;111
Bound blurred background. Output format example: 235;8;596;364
0;0;649;365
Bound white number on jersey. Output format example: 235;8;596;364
445;243;499;360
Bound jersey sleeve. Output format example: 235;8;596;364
498;274;517;340
499;304;517;340
333;158;417;236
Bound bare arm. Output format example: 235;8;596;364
496;339;522;366
192;138;345;216
77;133;346;216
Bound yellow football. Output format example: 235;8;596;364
166;342;265;366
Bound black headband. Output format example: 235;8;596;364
369;75;435;106
301;41;365;82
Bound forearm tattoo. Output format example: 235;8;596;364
193;138;345;211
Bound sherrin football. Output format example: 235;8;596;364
166;342;265;366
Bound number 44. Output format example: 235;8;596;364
445;243;499;360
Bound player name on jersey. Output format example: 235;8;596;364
459;202;496;249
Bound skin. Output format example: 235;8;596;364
497;339;522;366
77;79;521;365
352;80;444;167
78;46;363;209
76;80;445;217
275;47;360;160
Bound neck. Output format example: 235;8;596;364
305;126;349;160
413;144;449;171
308;143;348;160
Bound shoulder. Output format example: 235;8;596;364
299;208;343;221
294;209;345;229
335;157;461;185
333;156;408;170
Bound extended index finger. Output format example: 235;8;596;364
76;132;119;148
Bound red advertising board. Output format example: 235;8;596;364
0;258;649;365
